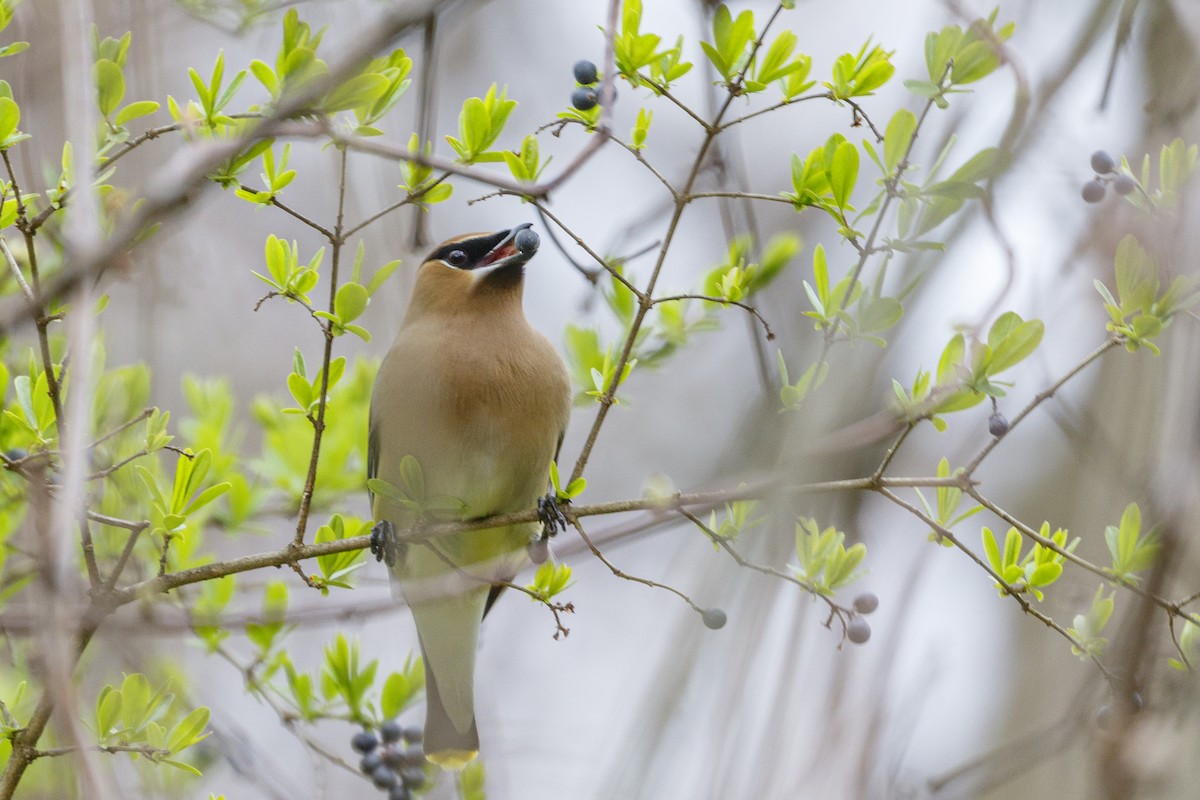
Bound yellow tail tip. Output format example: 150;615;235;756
426;749;478;770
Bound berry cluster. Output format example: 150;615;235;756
570;59;601;111
846;591;879;645
1081;149;1137;204
351;720;427;800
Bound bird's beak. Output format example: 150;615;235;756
477;223;539;272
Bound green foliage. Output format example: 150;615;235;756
1169;620;1199;671
793;518;867;596
234;143;296;204
0;0;28;59
312;514;370;592
630;107;653;150
461;760;487;800
981;522;1076;601
1103;503;1159;584
1094;235;1198;354
777;353;827;410
614;0;671;81
285;349;344;416
2;5;1198;795
253;235;323;304
563;323;639;405
320;634;377;724
503;134;550;184
894;143;1009;239
785;134;863;232
905;10;1014;107
367;454;467;518
527;561;573;602
825;40;894;100
914;458;982;545
92;673;211;775
1119;137;1198;211
894;311;1043;429
703;233;800;303
399;133;454;206
445;84;517;164
548;460;586;503
700;5;756;83
1069;585;1115;658
702;499;762;542
136;448;231;540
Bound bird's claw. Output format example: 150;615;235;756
537;494;568;541
370;520;398;567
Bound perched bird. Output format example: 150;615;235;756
368;223;571;769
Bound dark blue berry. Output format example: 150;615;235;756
399;745;425;768
1091;150;1117;174
852;592;879;614
988;412;1010;437
847;616;871;644
401;768;426;789
573;60;598;85
351;730;378;753
388;783;412;800
1112;173;1136;196
402;726;423;744
571;87;598;111
380;719;403;744
381;745;405;769
371;765;398;789
360;751;383;774
1082;179;1105;203
514;227;540;256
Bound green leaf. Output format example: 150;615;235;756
115;100;159;126
334;282;369;324
95;59;125;117
97;686;123;738
322;73;388;113
166;707;211;754
829;140;859;209
884;109;916;173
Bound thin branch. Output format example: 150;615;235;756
567;4;793;487
291;146;349;551
237;184;334;239
676;508;850;634
718;90;830;131
0;235;36;305
570;518;706;618
651;293;775;340
878;487;1117;682
685;191;794;205
963;337;1120;475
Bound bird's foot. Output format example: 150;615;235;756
369;520;398;567
536;494;569;540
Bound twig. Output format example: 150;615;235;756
238;184;334;239
878;486;1117;682
570;518;706;618
651;293;775;340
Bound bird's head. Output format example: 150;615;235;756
406;223;541;319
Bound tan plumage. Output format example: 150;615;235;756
368;224;570;769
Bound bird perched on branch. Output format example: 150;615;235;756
368;223;571;769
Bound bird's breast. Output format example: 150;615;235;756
371;314;570;519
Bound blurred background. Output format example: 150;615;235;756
4;0;1200;797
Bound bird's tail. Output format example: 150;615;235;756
422;657;480;769
408;582;488;770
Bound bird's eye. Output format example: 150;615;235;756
446;249;469;268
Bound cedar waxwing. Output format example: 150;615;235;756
368;223;571;769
